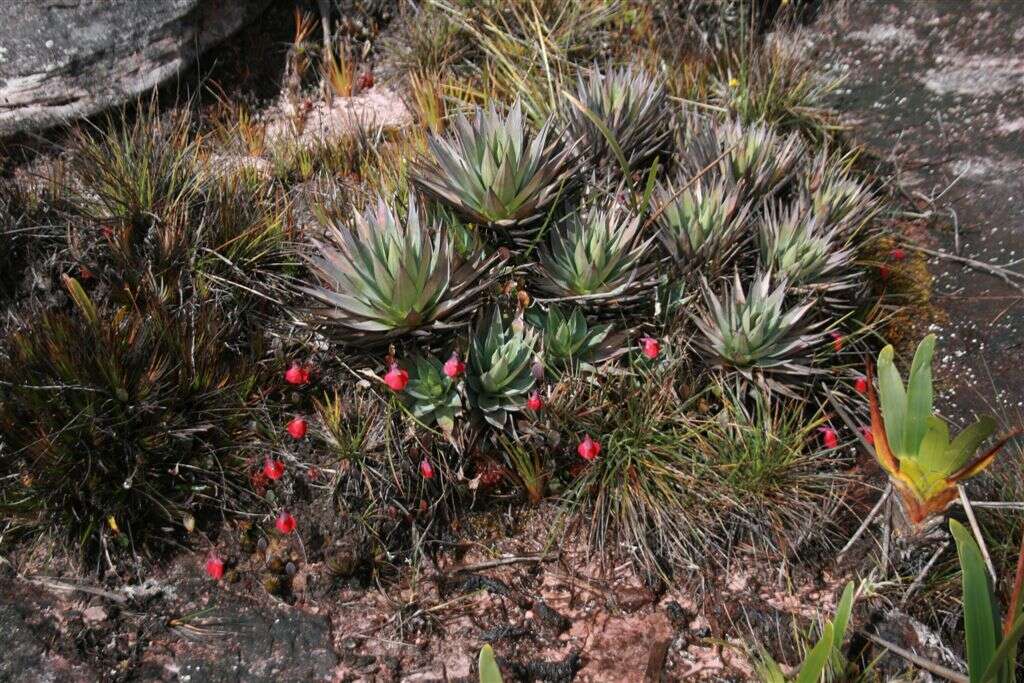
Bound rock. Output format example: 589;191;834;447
82;605;108;623
172;602;338;682
0;0;271;137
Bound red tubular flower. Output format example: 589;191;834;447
829;331;843;353
384;364;409;392
286;417;308;439
263;458;285;481
526;390;543;412
419;458;434;480
890;247;907;261
443;352;465;379
577;434;601;461
640;336;661;360
275;510;296;534
819;426;839;450
284;362;311;385
205;554;225;580
854;376;869;394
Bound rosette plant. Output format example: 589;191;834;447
868;335;1020;526
691;271;823;396
467;308;539;428
565;64;672;177
411;98;577;247
804;150;880;230
685;118;804;200
526;305;619;374
301;194;503;347
758;200;857;294
535;200;657;307
403;356;462;433
653;174;750;276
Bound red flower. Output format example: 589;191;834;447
419;458;434;480
526;390;543;412
861;426;875;446
205;553;225;580
577;434;601;461
384;364;409;392
443;352;465;379
829;331;843;353
358;71;374;90
275;510;296;534
819;426;839;450
879;265;891;281
854;376;869;394
263;458;285;481
286;416;308;439
284;362;311;385
890;247;907;261
640;336;661;360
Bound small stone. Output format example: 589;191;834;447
82;606;107;623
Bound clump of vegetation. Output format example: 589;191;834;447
868;335;1021;527
0;278;259;553
565;64;672;178
410;99;577;247
301;194;504;347
691;270;823;397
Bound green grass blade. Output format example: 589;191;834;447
951;519;999;683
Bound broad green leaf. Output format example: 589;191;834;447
980;613;1024;683
951;519;1000;683
831;581;856;645
944;417;998;475
795;623;834;683
478;644;503;683
917;415;952;475
903;334;936;457
877;345;907;457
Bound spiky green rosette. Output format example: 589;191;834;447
526;304;619;374
684;118;804;200
566;65;672;177
803;150;880;231
691;271;824;396
301;195;502;347
403;356;462;433
653;174;751;276
466;308;538;428
535;200;657;308
758;200;858;297
411;99;577;247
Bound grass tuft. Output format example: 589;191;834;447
0;278;261;556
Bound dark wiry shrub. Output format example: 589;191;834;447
0;278;260;555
